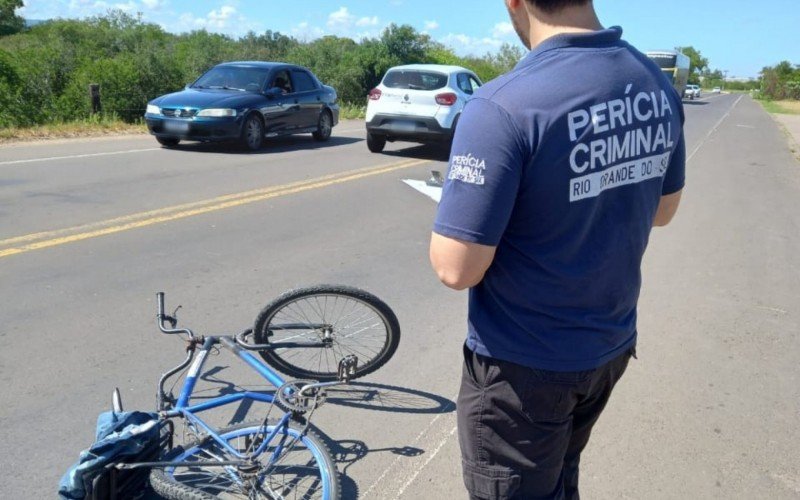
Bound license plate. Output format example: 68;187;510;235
164;120;189;133
393;120;415;131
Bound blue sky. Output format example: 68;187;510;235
18;0;800;78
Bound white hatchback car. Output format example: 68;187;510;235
684;84;701;100
365;64;482;152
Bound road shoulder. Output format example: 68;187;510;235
770;113;800;161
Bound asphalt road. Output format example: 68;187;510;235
1;93;798;499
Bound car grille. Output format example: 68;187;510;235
161;108;197;118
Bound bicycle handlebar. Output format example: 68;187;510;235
156;292;196;338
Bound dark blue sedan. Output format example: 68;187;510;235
144;62;340;150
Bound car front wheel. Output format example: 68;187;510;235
241;114;264;151
367;132;386;153
312;110;333;142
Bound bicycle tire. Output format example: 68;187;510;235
150;420;340;500
253;285;400;382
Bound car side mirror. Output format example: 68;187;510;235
265;87;283;99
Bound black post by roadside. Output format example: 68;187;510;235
89;84;101;114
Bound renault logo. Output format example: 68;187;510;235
404;94;409;101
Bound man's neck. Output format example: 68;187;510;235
527;5;603;49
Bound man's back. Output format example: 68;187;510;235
434;27;685;371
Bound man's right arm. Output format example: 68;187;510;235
653;189;682;226
655;99;686;228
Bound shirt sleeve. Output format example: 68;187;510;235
662;101;686;195
433;98;526;246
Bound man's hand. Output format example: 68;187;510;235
429;233;497;290
653;190;683;226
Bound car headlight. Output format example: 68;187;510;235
146;104;161;115
197;108;237;117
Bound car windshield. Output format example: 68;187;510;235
383;70;448;91
192;67;271;92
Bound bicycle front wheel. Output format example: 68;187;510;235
253;285;400;381
150;421;340;500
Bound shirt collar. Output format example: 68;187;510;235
515;26;624;70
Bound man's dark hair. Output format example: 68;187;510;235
526;0;591;13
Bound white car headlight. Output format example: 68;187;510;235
146;104;161;115
197;108;237;117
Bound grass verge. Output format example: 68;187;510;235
759;100;800;115
340;102;366;120
0;117;147;144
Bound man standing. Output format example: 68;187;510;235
429;1;684;499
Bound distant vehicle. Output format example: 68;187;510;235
684;84;701;100
144;62;339;150
712;86;722;93
645;50;690;97
365;64;483;153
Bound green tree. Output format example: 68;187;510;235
287;36;367;103
239;30;299;61
0;48;23;126
773;60;796;80
0;0;24;37
174;30;237;82
380;24;433;65
353;38;395;94
57;54;142;120
676;46;708;84
425;45;461;66
495;43;525;73
759;61;800;100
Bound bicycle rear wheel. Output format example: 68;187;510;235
253;285;400;381
150;421;340;500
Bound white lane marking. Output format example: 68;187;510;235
360;412;449;498
0;148;159;166
756;305;788;314
394;425;458;499
687;94;744;162
361;395;457;499
403;179;442;203
736;124;755;129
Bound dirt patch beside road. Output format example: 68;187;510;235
772;113;800;161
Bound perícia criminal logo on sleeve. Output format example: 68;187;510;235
448;153;487;185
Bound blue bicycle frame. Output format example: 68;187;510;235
160;335;298;461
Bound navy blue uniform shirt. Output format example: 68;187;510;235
434;27;686;371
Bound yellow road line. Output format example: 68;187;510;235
0;159;428;259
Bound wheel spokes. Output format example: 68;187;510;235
266;294;388;375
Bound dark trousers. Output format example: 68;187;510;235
457;344;633;500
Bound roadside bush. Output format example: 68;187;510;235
0;48;22;127
759;61;800;100
173;30;238;83
58;54;146;121
287;36;367;103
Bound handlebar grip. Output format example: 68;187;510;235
156;292;181;333
156;292;166;316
